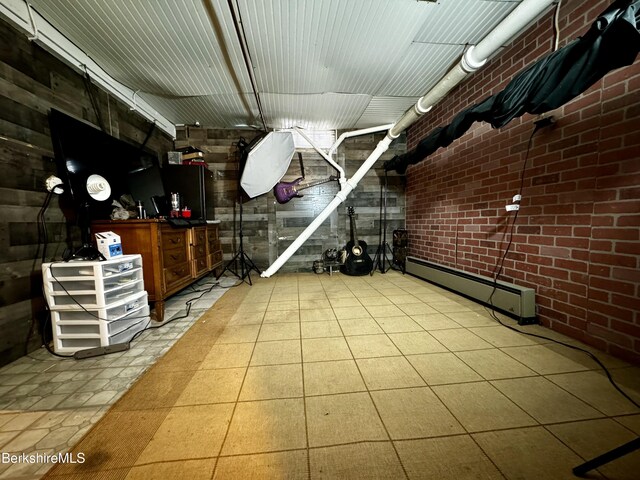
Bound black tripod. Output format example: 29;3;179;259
371;170;393;275
217;139;261;285
66;202;105;261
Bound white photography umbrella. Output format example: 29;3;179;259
240;131;295;198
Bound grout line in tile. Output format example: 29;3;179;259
298;298;312;480
210;291;266;480
334;306;410;480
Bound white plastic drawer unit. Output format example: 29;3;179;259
50;291;149;324
43;255;144;309
53;317;149;353
49;291;150;354
52;304;149;336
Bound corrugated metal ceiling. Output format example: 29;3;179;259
27;0;523;131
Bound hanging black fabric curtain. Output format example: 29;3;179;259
385;0;640;174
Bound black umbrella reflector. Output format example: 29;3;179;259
385;0;640;174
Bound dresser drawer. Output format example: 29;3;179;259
161;229;188;250
163;247;188;268
191;227;207;245
209;249;223;268
193;243;207;259
164;262;191;291
192;257;209;277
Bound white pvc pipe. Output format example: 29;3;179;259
25;1;38;41
329;124;394;156
293;127;345;182
391;0;555;138
261;0;555;277
263;136;392;277
0;0;176;137
470;0;555;64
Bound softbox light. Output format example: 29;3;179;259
240;131;295;198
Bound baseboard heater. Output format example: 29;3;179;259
406;257;537;325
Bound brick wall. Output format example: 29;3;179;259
406;0;640;363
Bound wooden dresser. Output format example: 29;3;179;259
91;219;223;321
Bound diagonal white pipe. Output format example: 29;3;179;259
261;0;555;277
329;124;394;156
293;127;346;182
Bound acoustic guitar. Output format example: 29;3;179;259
340;206;373;276
273;176;338;204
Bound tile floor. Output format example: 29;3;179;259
0;275;236;479
2;270;640;479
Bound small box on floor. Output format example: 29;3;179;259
95;231;122;258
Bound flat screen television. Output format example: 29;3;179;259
127;164;168;217
49;108;162;220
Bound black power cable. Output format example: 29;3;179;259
125;273;240;345
485;121;640;410
27;189;56;355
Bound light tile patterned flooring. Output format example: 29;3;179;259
2;270;640;479
0;275;235;479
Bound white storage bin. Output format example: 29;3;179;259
50;295;150;354
44;278;144;309
43;255;144;309
43;255;150;354
49;290;148;320
54;305;150;337
46;268;143;293
43;255;141;280
54;319;148;353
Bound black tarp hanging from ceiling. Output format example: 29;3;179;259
384;0;640;174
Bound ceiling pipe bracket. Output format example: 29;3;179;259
461;45;487;73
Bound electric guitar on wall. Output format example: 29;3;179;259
273;176;338;204
340;206;373;276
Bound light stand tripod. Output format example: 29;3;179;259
66;202;105;261
371;170;393;275
217;139;261;285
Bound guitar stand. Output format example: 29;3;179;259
217;139;261;285
371;170;392;275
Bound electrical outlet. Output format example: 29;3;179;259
534;115;556;128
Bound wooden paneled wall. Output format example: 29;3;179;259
0;18;173;367
176;127;406;274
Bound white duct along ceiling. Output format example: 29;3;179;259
22;0;525;131
385;0;640;174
